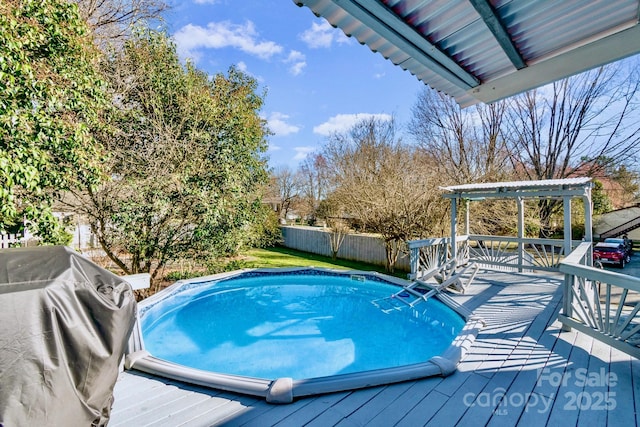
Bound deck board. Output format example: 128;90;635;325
395;390;449;427
426;372;489;426
608;348;636;427
575;337;612;427
632;358;640;426
303;386;386;427
272;392;350;426
110;271;640;426
338;380;422;426
546;329;592;426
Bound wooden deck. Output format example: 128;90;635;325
109;270;640;426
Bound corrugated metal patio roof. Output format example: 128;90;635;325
293;0;640;107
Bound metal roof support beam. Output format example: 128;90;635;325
469;23;640;104
467;0;527;70
326;0;480;89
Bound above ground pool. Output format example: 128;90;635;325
125;268;483;403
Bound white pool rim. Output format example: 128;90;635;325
125;267;484;404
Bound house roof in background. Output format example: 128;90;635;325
293;0;640;107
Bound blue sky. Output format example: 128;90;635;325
163;0;426;169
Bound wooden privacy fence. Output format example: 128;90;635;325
0;234;23;249
280;226;410;271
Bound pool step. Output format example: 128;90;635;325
391;283;439;308
371;296;406;313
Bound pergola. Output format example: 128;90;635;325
440;178;593;261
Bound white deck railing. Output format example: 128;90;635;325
407;236;469;280
408;236;640;359
559;242;640;359
467;234;582;272
408;234;581;277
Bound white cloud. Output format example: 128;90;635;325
285;50;306;76
236;61;248;72
374;72;386;79
287;50;305;62
267;112;301;136
293;146;315;161
194;0;218;4
289;61;306;76
268;142;281;152
174;21;283;62
313;113;392;136
300;21;350;49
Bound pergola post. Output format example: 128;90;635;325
465;199;470;235
583;188;593;266
450;197;457;261
563;196;572;258
517;197;524;272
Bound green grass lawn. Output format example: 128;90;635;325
241;246;407;278
162;246;408;284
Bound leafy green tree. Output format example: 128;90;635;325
0;0;107;243
592;179;613;215
68;30;273;280
611;165;640;206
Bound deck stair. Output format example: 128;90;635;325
600;215;640;239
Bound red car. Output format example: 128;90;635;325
593;242;631;268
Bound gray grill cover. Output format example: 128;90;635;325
0;246;136;426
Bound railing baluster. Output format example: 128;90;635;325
577;277;598;328
605;284;612;335
620;320;640;341
614;297;639;337
571;281;596;328
593;279;604;331
611;288;629;335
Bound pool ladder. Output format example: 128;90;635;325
371;280;437;313
390;280;439;308
376;261;479;310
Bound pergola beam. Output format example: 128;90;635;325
442;188;591;199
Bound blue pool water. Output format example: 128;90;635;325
141;272;465;380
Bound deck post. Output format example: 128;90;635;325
465;199;470;235
517;197;524;272
563;196;572;260
450;198;457;261
561;272;573;332
408;245;418;280
583;191;593;266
